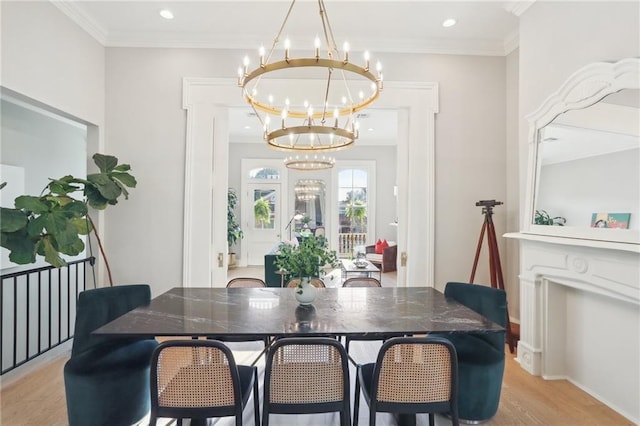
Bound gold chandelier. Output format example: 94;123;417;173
284;154;335;170
237;0;383;156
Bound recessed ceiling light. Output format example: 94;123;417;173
244;125;251;130
367;128;374;132
442;18;457;28
159;9;174;20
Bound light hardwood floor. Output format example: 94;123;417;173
1;267;632;425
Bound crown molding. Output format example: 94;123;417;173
50;0;107;45
52;1;519;57
503;30;520;55
105;33;512;57
504;0;536;17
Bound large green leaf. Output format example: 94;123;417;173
0;208;28;232
1;229;36;264
93;153;118;173
114;164;131;172
111;172;137;188
47;176;81;196
70;217;92;235
15;196;49;213
44;210;71;236
84;185;109;209
63;200;88;218
52;221;81;247
27;215;47;237
40;237;65;267
56;233;85;256
87;173;122;200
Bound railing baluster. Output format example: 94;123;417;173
1;257;95;375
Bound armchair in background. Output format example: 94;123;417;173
365;241;397;273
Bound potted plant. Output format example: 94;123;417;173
0;153;136;286
534;210;566;226
275;235;339;304
346;200;367;232
227;188;243;268
254;197;271;228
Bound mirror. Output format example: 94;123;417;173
525;58;639;244
294;179;326;235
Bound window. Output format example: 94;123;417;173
338;168;368;234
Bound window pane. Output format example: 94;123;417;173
249;167;280;180
253;189;276;229
338;168;368;235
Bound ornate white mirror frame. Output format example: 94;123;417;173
522;58;640;249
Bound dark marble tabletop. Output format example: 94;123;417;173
93;287;504;338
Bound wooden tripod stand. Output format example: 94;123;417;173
469;200;516;353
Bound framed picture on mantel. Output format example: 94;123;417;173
590;213;631;229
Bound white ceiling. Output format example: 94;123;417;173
53;0;526;143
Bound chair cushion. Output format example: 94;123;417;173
366;253;383;263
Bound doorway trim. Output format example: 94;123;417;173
182;78;438;287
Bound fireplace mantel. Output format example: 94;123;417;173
513;58;639;423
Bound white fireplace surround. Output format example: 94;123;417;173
509;58;640;423
509;235;639;423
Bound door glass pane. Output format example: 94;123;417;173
253;189;276;229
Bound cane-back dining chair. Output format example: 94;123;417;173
227;277;267;288
149;340;260;426
341;277;394;353
263;337;351;426
354;336;459;426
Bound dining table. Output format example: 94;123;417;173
94;286;504;425
94;286;503;339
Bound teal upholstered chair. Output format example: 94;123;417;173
440;282;506;423
64;285;159;426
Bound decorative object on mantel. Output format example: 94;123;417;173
0;153;135;287
590;212;631;229
275;235;339;304
237;0;383;157
534;209;566;226
468;200;516;353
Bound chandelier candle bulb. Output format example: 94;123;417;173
284;38;291;61
243;56;250;75
364;51;370;71
314;36;320;59
259;45;265;67
343;42;350;62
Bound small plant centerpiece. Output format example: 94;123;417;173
275;235;339;304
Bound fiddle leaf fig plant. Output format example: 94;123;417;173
0;153;136;286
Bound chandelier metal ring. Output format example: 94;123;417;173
267;125;355;151
240;58;382;119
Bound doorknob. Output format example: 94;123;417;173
401;252;408;267
217;253;224;267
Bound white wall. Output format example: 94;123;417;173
1;2;104;127
1;0;105;278
518;1;640;421
103;47;507;296
2;3;509;302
